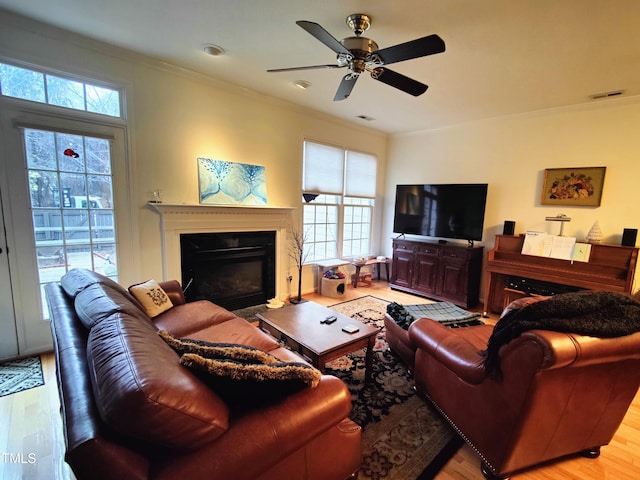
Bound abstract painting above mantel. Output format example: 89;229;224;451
198;158;267;206
540;166;606;207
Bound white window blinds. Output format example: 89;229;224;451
302;142;344;194
303;141;377;197
345;151;377;197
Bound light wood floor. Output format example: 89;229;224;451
2;280;639;480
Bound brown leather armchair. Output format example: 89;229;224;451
408;298;640;479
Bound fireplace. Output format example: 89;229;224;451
149;203;294;304
180;231;276;311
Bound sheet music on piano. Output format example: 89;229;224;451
521;231;577;261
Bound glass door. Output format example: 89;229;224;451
25;128;118;318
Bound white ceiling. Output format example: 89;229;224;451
1;0;640;134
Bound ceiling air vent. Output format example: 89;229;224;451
590;90;625;100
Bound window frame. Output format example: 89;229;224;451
0;58;125;119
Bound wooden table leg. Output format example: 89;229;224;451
352;265;362;288
364;335;375;384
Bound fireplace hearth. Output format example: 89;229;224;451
180;231;276;311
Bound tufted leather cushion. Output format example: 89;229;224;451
87;313;230;450
61;268;132;299
74;283;149;330
61;268;148;330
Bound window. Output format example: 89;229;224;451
302;141;377;262
0;62;121;117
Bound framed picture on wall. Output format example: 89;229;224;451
197;158;267;206
540;166;606;207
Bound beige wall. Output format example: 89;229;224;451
0;11;387;294
130;62;387;290
384;98;640;292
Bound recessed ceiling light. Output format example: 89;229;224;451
294;80;312;90
356;115;376;121
202;44;225;56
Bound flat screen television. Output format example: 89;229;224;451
393;184;488;242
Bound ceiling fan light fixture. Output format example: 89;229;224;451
202;44;225;56
294;80;312;90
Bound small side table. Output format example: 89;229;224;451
352;258;391;288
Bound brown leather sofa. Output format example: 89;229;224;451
408;295;640;479
45;269;361;480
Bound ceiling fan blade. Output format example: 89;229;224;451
375;34;445;65
296;20;352;56
334;75;359;101
267;64;341;73
371;68;428;97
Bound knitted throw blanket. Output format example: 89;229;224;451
483;290;640;377
386;302;482;330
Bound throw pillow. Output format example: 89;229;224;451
180;352;322;407
129;280;173;318
158;330;278;364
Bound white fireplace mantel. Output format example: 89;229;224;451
148;203;295;299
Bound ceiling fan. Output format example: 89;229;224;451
267;13;445;101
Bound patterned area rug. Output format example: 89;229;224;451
327;296;463;480
0;356;44;397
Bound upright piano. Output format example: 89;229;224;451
484;235;638;315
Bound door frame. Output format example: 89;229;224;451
0;102;138;358
0;190;19;358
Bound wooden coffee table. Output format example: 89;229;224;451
256;301;379;383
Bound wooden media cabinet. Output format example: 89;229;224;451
484;234;638;315
390;238;484;308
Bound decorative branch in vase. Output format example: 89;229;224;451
289;227;310;304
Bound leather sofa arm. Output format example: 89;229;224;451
513;329;640;370
409;318;493;384
409;318;580;381
159;280;186;305
411;318;640;381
